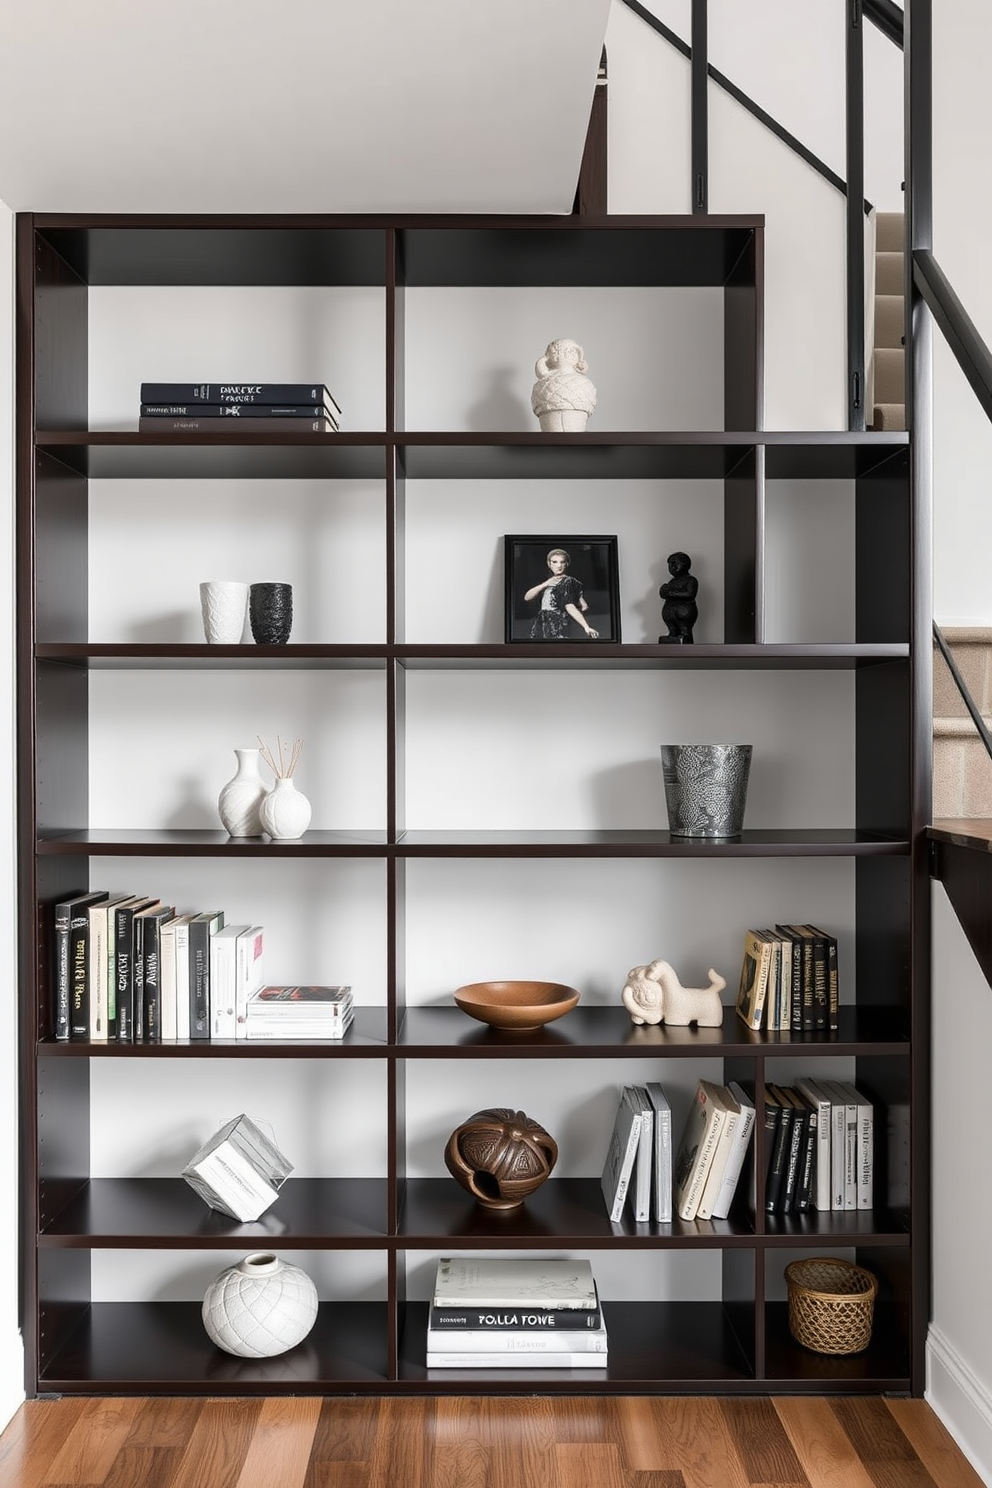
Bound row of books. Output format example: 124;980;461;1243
600;1079;757;1225
137;381;342;434
427;1256;606;1369
765;1078;873;1214
53;889;263;1043
736;923;839;1033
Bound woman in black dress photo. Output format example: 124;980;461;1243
525;547;600;639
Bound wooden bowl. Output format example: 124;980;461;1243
453;980;580;1031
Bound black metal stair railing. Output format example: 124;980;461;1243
617;0;905;431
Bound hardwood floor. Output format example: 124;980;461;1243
0;1395;985;1488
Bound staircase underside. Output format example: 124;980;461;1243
930;820;992;989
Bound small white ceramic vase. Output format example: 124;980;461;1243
260;777;312;840
218;748;267;837
202;1251;318;1358
199;581;249;644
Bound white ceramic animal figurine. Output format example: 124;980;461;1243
531;338;597;431
621;959;727;1027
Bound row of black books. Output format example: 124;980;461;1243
53;890;263;1043
764;1078;874;1214
137;382;342;434
426;1257;607;1369
736;923;839;1033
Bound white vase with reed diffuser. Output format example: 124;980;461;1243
258;736;312;840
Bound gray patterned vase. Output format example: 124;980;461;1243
660;743;753;838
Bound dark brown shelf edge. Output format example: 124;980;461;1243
35;642;911;669
35;1176;911;1246
36;428;909;445
34;829;911;856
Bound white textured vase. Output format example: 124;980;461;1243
260;777;312;840
218;748;267;837
202;1251;318;1358
199;581;249;644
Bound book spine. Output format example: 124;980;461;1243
809;934;829;1030
139;416;333;434
424;1330;607;1353
114;906;135;1043
53;903;73;1041
856;1101;873;1210
68;909;92;1041
88;905;109;1042
610;1111;642;1222
795;1106;817;1211
826;934;839;1030
425;1350;608;1369
175;920;191;1041
140;382;340;413
140;403;332;419
429;1308;603;1331
142;917;165;1044
188;921;212;1040
764;1091;793;1214
780;1100;808;1214
133;916;146;1042
710;1098;756;1220
656;1104;672;1224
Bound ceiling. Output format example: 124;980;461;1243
0;0;611;216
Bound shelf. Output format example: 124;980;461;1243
33;827;910;859
38;1008;389;1053
35;642;910;671
763;1302;910;1389
396;1005;910;1053
39;1178;388;1245
36;431;387;480
35;428;909;482
40;1301;389;1394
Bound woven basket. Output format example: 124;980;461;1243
785;1257;877;1355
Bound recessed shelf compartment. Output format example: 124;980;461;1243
39;1177;388;1245
39;1301;389;1394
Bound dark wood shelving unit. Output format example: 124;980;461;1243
17;212;928;1398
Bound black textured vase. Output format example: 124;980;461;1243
249;583;293;645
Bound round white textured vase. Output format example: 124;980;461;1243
259;777;312;839
202;1251;318;1358
218;748;267;837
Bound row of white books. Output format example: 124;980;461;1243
426;1257;607;1369
600;1079;757;1225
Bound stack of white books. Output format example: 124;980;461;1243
426;1257;607;1369
244;984;353;1040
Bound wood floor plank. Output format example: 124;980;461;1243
40;1397;144;1486
100;1398;205;1488
628;1475;686;1488
773;1398;879;1488
554;1442;630;1488
422;1396;490;1488
655;1399;752;1488
305;1396;380;1469
721;1397;809;1486
614;1397;683;1472
830;1400;918;1465
161;1398;263;1488
0;1400;89;1488
366;1398;428;1488
885;1400;988;1488
231;1397;321;1488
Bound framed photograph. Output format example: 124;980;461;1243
504;535;621;643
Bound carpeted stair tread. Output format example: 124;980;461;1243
875;211;906;252
871;402;905;430
873;346;905;404
874;294;905;348
876;250;904;295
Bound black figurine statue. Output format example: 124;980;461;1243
658;551;698;644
